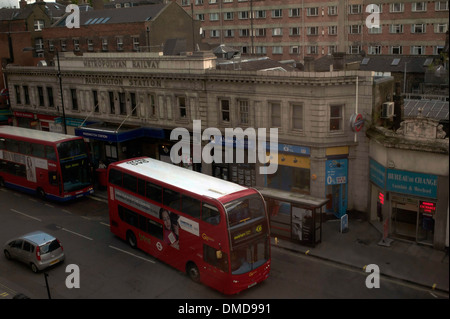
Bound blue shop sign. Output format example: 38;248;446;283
369;158;385;188
386;169;437;199
326;159;348;185
266;142;310;155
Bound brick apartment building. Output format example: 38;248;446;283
41;1;203;65
175;0;449;61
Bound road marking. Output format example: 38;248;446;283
0;292;9;298
56;226;93;241
62;209;72;215
109;245;155;264
100;222;110;227
45;203;54;208
10;209;42;222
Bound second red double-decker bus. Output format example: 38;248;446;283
107;157;271;294
0;126;93;201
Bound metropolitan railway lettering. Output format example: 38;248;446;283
83;59;159;69
84;77;162;88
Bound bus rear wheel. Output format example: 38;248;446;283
36;188;46;200
186;262;200;283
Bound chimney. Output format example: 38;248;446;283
19;0;27;9
332;52;345;71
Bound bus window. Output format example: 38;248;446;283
147;218;163;240
18;141;31;155
5;139;18;153
0;137;4;149
204;244;228;272
45;146;57;161
146;181;162;203
163;188;181;211
122;173;137;193
137;178;146;197
109;169;122;186
31;143;45;158
226;195;265;227
202;203;220;225
182;195;201;219
49;171;58;186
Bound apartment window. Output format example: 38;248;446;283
412;2;427;12
349;25;362;34
328;45;337;55
272;46;283;54
60;40;66;51
116;37;123;51
224;12;234;20
348;45;361;54
391;46;403;54
255;46;266;54
272;9;282;18
23;86;30;105
209;0;217;3
35;38;44;52
272;28;282;36
349;4;362;14
109;91;115;114
220;99;230;122
34;19;44;31
255;28;266;37
239;29;249;37
119;92;126;115
254;10;266;18
132;37;139;51
270;102;281;127
435;23;448;33
71;89;78;111
238;11;249;19
290;27;300;36
130;92;137;116
307;45;318;54
48;40;54;51
102;38;108;51
87;39;94;51
307;27;319;36
37;87;44;106
411;46;425;55
307;7;319;16
328;6;338;15
148;94;156;117
47;87;54;107
390;3;404;12
435;1;449;11
73;39;80;51
328;25;338;35
290;46;300;54
390;24;404;33
238;100;249;125
196;13;205;21
412;24;426;34
329;105;343;132
195;0;203;4
209;12;219;21
289;8;300;17
181;0;190;5
210;30;220;38
224;29;234;38
368;26;382;34
292;104;303;131
368;46;382;55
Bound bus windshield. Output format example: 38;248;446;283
225;194;265;227
61;158;91;192
231;237;269;275
57;140;87;161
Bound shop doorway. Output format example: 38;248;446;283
326;183;347;218
391;197;435;245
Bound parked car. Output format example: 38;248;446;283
3;231;65;273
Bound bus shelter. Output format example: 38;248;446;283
257;187;329;247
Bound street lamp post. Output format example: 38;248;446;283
55;50;67;134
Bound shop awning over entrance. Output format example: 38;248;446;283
75;125;165;143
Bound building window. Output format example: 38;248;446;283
130;93;137;116
272;9;282;18
14;85;21;104
368;45;382;55
368;26;382;34
290;46;300;54
48;40;54;52
92;90;99;112
178;96;187;119
307;7;319;16
328;6;338;15
390;24;404;33
73;39;80;51
328;25;338;35
238;100;249;125
132;37;139;51
270;102;281;127
328;45;337;54
148;94;156;117
102;38;108;51
348;45;361;54
290;27;300;36
116;37;123;51
224;12;234;20
391;46;403;54
412;2;427;12
209;12;219;21
412;24;426;34
109;91;115;114
60;40;67;51
435;1;449;11
210;30;220;38
435;23;448;33
255;46;266;54
37;87;44;107
224;29;234;38
239;29;249;37
238;11;249;19
411;46;425;55
329;104;343;131
71;89;78;111
272;46;283;54
291;104;303;131
23;86;30;105
272;27;282;36
220;99;230;122
349;25;362;34
307;45;318;54
348;4;362;14
196;13;204;21
254;10;265;18
255;28;266;37
307;26;319;36
35;38;44;52
289;8;300;17
87;39;94;51
47;87;54;107
34;19;44;31
390;3;404;12
119;92;126;115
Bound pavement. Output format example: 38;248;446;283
89;186;449;296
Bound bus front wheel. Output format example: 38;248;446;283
126;231;137;249
36;188;46;200
186;262;200;283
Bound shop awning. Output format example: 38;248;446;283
75;125;165;143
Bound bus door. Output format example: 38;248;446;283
202;242;229;291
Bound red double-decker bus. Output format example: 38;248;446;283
0;126;93;201
107;157;271;294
